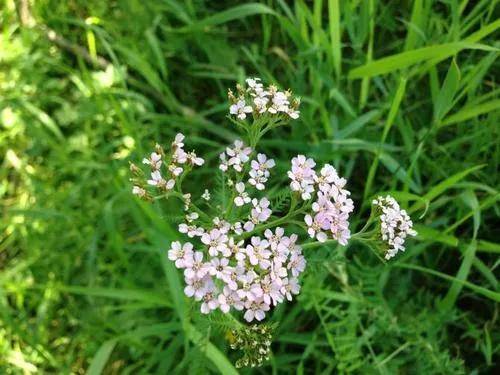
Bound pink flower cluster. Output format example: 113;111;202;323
219;140;252;172
168;226;305;322
288;156;354;245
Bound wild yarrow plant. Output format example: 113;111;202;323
130;78;417;367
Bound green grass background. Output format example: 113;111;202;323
1;0;499;373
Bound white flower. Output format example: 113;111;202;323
147;170;175;190
201;229;229;257
234;182;251;206
132;186;146;197
172;133;185;149
219;152;229;172
230;99;253;120
187;151;204;166
226;140;252;172
172;148;187;164
178;223;204;238
168;163;183;176
287;107;300;119
268;91;290;114
142;152;162;169
202;189;211;201
168;241;194;268
244;298;270;322
231;221;243;235
185;212;199;223
212;217;231;234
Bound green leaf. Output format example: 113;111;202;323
180;3;275;32
185;324;238;375
434;59;460;123
439;241;477;310
409;165;485;213
328;0;342;77
59;286;171;306
348;43;497;79
86;339;117;375
440;99;500;127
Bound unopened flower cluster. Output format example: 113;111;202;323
372;195;417;259
230;324;273;368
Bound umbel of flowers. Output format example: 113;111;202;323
130;78;418;353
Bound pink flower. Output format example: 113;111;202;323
304;214;328;242
245;237;271;269
221;264;244;290
236;273;263;301
184;275;210;301
288;252;306;277
172;148;187;164
218;287;244;313
200;285;219;314
226;140;252;172
264;227;286;251
183;251;208;279
230;99;253;120
248;153;275;190
288;155;317;200
244;198;272;231
142;152;162;169
178;223;204;238
201;229;229;257
208;257;230;279
282;277;300;301
168;241;193;268
244;298;270;322
260;276;284;306
234;182;251;206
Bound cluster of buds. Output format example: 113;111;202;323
228;78;300;120
372;195;417;259
230;324;273;368
288;157;354;245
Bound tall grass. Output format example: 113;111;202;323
1;0;499;373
